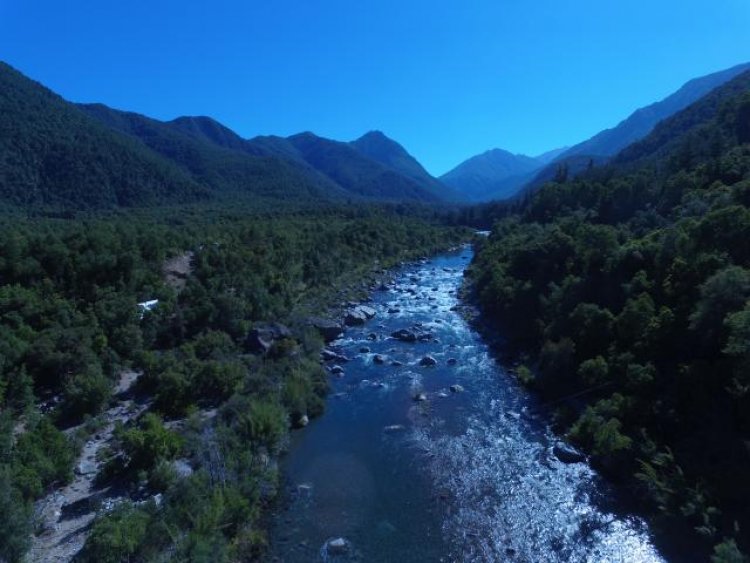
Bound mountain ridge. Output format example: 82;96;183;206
0;61;456;210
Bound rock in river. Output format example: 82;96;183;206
420;355;437;367
449;384;464;393
391;328;417;342
321;348;348;363
553;442;586;464
345;305;377;326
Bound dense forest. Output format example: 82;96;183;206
469;70;750;560
0;205;469;561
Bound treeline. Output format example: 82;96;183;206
468;75;750;560
0;205;469;561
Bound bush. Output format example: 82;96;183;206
0;468;31;562
117;413;183;474
11;417;75;499
78;503;151;563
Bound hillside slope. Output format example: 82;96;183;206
78;104;350;203
350;131;462;201
560;62;750;160
441;148;542;201
286;132;443;202
0;62;205;209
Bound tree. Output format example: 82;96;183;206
690;266;750;352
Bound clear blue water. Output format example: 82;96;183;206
269;247;664;562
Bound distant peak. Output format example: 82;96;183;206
353;130;392;143
171;115;220;124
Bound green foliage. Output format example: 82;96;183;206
0;467;31;563
470;69;750;554
712;539;749;563
237;400;288;449
11;417;75;499
78;503;151;563
116;413;183;474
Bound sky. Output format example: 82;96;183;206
1;1;749;175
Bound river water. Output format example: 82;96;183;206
269;247;664;562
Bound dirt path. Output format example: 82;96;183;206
27;369;147;563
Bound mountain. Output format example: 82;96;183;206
0;61;205;209
0;61;458;210
78;104;348;203
80;106;449;205
350;131;462;201
440;149;542;201
284;132;444;202
447;62;750;204
614;69;750;166
559;62;750;161
515;62;750;198
534;146;569;165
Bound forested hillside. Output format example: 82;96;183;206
350;130;461;200
78;103;347;203
0;206;469;561
0;63;205;208
286;132;444;202
469;70;750;559
0;62;457;211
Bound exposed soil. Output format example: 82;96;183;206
163;251;194;291
27;370;147;563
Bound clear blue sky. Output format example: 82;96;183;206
2;0;749;175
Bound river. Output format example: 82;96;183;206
269;246;664;562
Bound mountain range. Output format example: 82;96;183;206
442;61;750;201
1;59;749;211
0;62;455;210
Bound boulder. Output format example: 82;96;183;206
359;346;371;353
420;355;437;367
414;393;428;402
447;358;458;366
330;365;345;375
345;305;377;326
553;442;586;464
449;384;464;393
245;322;292;353
373;354;386;364
307;317;344;342
391;329;417;342
387;307;401;314
76;460;97;476
344;308;368;326
293;414;309;428
321;348;349;363
358;305;377;319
